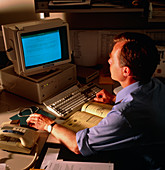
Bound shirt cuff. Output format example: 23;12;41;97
76;128;95;156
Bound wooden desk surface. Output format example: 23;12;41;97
0;90;49;169
0;90;41;112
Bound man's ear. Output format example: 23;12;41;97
122;66;131;77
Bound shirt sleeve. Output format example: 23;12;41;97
76;106;130;156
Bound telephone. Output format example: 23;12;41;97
0;124;39;154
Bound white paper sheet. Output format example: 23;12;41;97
40;148;60;169
42;160;114;170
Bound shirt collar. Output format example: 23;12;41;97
115;81;141;104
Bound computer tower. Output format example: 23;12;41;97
0;63;77;104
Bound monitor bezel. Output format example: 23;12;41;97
16;21;71;77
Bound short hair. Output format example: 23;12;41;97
114;32;160;82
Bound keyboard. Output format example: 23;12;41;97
43;83;101;119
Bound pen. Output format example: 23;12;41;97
44;165;48;169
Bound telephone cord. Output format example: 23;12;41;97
23;143;39;170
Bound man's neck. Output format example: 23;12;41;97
120;77;137;88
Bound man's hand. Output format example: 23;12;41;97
27;113;80;155
94;89;116;104
26;113;54;131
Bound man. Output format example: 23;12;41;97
27;32;165;169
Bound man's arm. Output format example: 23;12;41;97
26;113;81;154
46;123;80;154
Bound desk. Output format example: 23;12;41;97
0;89;112;169
1;78;165;169
0;91;49;170
0;81;117;169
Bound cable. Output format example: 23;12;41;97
23;143;39;170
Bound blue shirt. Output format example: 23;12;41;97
76;78;165;156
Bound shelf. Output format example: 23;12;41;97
34;0;165;29
35;0;145;14
37;8;144;14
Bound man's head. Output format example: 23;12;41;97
109;32;160;83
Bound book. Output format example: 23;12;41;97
61;101;113;132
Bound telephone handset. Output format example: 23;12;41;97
0;124;39;154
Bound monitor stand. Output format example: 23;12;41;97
25;69;62;83
0;63;77;104
22;64;73;83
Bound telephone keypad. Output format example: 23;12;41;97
13;127;26;133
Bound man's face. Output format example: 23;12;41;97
108;41;126;82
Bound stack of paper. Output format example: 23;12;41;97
40;147;114;170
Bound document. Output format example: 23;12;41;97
42;160;114;170
70;30;98;66
0;163;6;170
40;148;60;169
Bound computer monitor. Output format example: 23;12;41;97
2;18;71;77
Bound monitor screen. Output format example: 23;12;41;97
22;29;62;69
2;18;71;77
